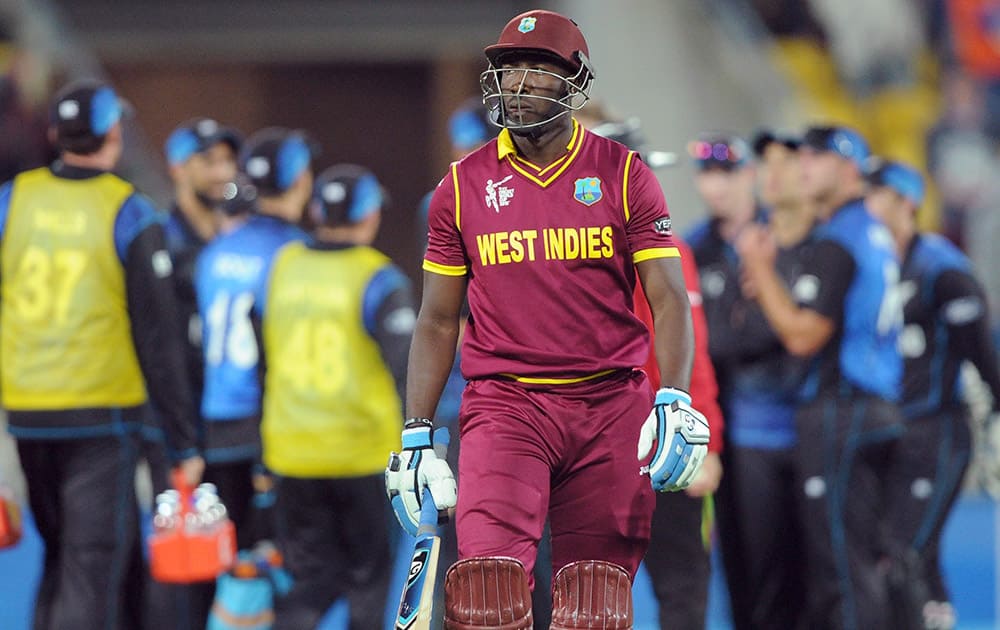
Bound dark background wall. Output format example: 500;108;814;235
104;60;482;270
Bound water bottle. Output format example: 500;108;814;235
193;483;228;529
153;492;179;533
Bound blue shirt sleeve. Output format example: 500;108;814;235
362;265;411;336
0;182;13;241
113;194;164;262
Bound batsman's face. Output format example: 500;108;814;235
187;142;238;203
497;55;571;126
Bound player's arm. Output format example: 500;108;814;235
936;269;1000;407
678;242;724;496
118;195;202;478
636;257;693;390
740;226;842;357
406;272;466;420
362;265;417;404
386;170;462;535
627;155;708;492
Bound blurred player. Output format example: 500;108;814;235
713;130;814;630
157;118;241;482
683;133;766;629
385;10;709;629
635;236;725;629
194;129;312;551
867;160;1000;630
262;164;414;629
2;78;202;629
739;125;903;630
588;112;725;629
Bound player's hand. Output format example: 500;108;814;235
737;223;777;269
637;387;710;492
174;455;205;488
385;420;457;536
684;451;722;498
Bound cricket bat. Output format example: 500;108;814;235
394;427;450;630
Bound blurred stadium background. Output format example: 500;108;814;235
1;0;999;628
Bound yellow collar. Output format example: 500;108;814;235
496;118;581;161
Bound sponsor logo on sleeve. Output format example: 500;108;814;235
653;217;672;235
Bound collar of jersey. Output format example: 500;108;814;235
496;118;584;187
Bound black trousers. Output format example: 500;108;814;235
885;408;971;618
794;393;902;630
17;433;140;630
273;473;392;630
643;489;711;630
715;445;805;630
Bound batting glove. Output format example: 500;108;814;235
637;387;710;492
385;419;457;536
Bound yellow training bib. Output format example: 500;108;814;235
1;167;147;410
262;242;402;478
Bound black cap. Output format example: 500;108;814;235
239;127;318;196
50;78;128;146
801;125;870;169
309;164;387;228
165;118;242;166
689;134;749;171
751;129;801;157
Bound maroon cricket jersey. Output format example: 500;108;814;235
424;119;679;383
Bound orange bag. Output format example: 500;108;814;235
0;485;21;549
949;0;1000;79
148;470;236;583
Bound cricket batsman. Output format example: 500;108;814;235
385;9;709;629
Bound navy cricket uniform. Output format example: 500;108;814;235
194;213;308;548
885;234;1000;610
793;199;903;630
687;216;810;630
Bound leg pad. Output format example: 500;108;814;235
443;556;533;630
550;560;633;629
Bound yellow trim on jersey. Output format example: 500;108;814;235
423;259;468;276
496;120;585;188
623;151;637;223
499;368;619;385
633;247;681;264
497;127;517;160
452;162;462;231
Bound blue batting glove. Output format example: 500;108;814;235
637;387;710;492
385;421;457;536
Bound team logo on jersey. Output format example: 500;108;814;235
485;175;515;213
518;17;537;33
573;177;603;206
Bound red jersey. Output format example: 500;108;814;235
424;119;679;383
634;239;725;453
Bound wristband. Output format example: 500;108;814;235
404;417;434;430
